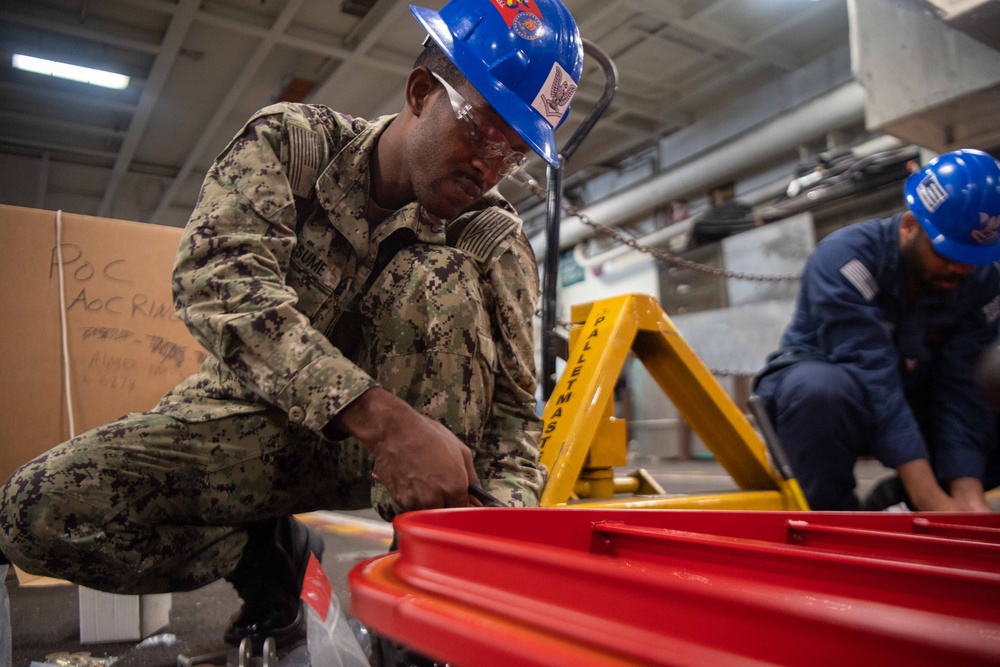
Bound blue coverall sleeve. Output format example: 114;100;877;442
803;239;929;468
929;290;999;482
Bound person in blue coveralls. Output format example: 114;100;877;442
754;149;1000;512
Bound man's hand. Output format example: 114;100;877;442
331;387;479;512
950;477;992;512
898;459;976;511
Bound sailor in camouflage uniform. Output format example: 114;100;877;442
0;0;584;650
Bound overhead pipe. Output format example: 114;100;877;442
530;80;868;257
569;134;905;271
570;171;793;269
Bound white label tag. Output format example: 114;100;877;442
916;172;948;213
532;62;576;128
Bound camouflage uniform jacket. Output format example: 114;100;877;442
153;102;544;502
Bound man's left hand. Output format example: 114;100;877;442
949;477;992;512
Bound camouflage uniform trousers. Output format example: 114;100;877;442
0;244;498;594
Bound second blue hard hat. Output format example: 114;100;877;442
905;148;1000;265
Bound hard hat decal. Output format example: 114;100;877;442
915;172;948;214
491;0;543;28
533;61;576;127
972;213;1000;245
513;12;544;39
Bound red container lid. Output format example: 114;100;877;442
350;509;1000;666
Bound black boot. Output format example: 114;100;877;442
861;474;913;511
224;516;325;652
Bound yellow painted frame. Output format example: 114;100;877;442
539;293;808;511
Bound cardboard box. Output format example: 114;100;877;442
0;205;206;483
0;205;208;640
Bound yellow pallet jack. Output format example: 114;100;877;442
538;293;809;511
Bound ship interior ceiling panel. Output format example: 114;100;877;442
0;0;856;228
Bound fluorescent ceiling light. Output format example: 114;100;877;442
12;54;130;90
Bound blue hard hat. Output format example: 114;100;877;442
904;148;1000;265
410;0;584;168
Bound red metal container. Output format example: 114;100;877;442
349;509;1000;666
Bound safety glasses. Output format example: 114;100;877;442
431;71;528;178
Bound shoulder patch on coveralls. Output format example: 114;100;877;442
984;295;1000;324
840;258;878;302
454;207;521;267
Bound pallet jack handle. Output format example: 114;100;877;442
747;394;795;481
540;39;619;400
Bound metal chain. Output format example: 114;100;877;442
511;174;801;282
519;174;782;379
537;311;758;379
708;368;757;378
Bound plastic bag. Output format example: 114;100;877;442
300;554;369;667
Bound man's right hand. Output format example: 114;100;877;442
330;387;478;512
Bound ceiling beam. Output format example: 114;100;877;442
119;0;414;78
0;110;126;140
0;80;138;114
626;0;799;70
207;14;414;78
575;0;638;34
306;0;409;104
0;8;162;55
745;0;838;50
119;0;179;12
685;0;734;22
98;0;200;217
0;135;119;160
573;4;694;130
149;0;308;225
344;0;401;51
